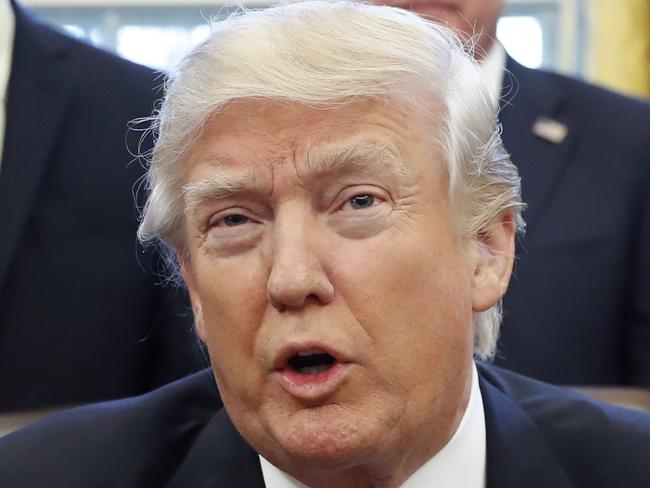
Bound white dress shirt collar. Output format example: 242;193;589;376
479;40;507;108
260;362;486;488
0;0;16;169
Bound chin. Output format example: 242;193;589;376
269;404;384;467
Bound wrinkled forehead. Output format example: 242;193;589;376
183;97;447;180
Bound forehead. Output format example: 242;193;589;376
185;98;441;181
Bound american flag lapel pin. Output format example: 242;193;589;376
532;117;568;144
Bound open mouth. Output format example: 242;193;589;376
287;350;337;375
275;345;350;398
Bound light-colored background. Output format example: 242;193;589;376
21;0;650;99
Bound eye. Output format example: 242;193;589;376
330;186;389;217
208;212;254;229
348;194;375;210
200;206;265;254
222;214;249;227
329;188;390;239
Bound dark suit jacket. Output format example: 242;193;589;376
0;2;205;411
1;364;649;487
496;57;650;386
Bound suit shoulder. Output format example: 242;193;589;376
479;363;650;486
62;30;159;89
0;369;221;487
17;7;161;96
511;62;650;123
69;33;158;92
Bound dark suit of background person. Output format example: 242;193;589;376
0;1;205;412
493;56;650;387
0;364;649;487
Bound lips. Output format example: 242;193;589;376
287;350;337;375
273;344;351;401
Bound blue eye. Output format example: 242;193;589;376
223;214;249;226
349;194;375;209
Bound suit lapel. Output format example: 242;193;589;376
0;4;71;291
168;407;265;488
479;371;575;488
500;57;577;238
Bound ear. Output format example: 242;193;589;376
180;257;207;343
471;212;516;312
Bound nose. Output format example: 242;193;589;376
267;210;335;311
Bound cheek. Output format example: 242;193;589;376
192;253;269;397
197;262;266;332
332;225;474;385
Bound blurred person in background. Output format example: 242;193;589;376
374;0;650;387
0;0;204;420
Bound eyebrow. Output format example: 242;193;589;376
182;170;259;213
182;141;408;212
300;141;407;182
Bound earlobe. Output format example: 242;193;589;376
471;213;516;312
180;258;207;342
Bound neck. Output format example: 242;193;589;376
286;456;423;488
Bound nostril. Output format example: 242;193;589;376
267;258;335;310
269;290;319;311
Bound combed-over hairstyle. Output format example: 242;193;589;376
138;1;525;360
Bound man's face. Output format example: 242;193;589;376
373;0;503;56
181;99;492;481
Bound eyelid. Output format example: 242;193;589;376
333;185;389;211
207;207;260;229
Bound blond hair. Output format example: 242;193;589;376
138;1;524;359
